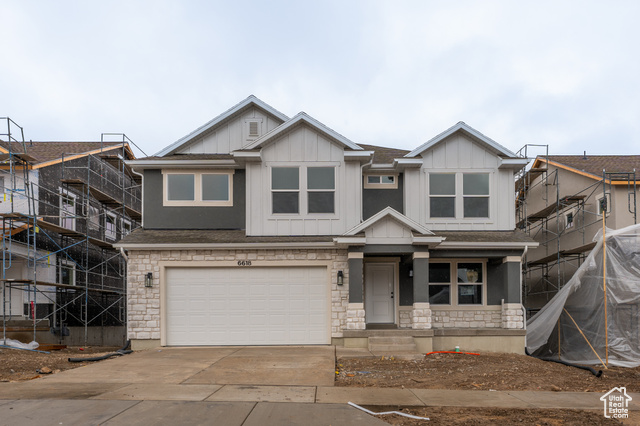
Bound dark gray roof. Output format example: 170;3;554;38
0;141;130;164
117;229;335;245
436;230;533;243
117;228;533;246
137;153;234;161
357;144;410;164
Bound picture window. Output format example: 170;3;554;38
163;170;233;206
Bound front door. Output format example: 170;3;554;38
364;263;395;323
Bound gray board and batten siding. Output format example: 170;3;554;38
143;169;246;229
363;174;404;220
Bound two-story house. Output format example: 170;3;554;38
116;96;536;353
1;138;141;345
517;155;640;313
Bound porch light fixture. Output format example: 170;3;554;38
409;269;413;278
337;270;344;286
145;272;153;288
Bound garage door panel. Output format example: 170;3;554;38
166;266;328;346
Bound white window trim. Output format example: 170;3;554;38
427;171;492;221
162;169;234;207
121;218;132;237
564;209;575;229
105;212;117;241
59;189;77;231
269;164;339;218
597;192;611;216
59;259;76;287
428;259;487;306
363;174;399;189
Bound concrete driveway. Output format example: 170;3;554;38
35;345;336;387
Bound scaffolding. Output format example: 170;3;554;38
516;145;638;316
1;117;142;345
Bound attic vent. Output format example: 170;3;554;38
249;121;259;137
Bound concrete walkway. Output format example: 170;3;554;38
0;346;638;425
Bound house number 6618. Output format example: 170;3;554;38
237;260;252;266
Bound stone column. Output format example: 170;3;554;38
411;251;432;329
346;252;365;330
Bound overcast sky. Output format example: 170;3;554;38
2;1;639;159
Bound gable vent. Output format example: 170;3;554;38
249;121;259;137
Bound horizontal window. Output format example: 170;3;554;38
163;170;234;207
364;174;398;189
428;260;486;306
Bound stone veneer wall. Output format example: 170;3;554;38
431;308;503;328
398;307;412;329
501;303;525;329
127;248;349;341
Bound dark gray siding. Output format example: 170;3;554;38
362;174;404;219
144;169;246;229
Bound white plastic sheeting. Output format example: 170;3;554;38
0;338;39;350
526;223;640;368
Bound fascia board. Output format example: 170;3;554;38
438;241;539;249
412;236;445;245
333;237;367;245
406;122;517;159
126;160;239;170
394;158;423;168
344;151;373;161
498;158;530;170
154;95;289;157
231;151;262;162
243;113;362;151
114;242;338;250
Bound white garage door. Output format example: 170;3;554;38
165;266;329;345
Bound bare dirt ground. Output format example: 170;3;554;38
337;353;639;425
336;352;640;392
0;345;120;382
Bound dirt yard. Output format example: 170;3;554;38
336;352;640;393
0;345;121;382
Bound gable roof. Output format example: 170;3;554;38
154;95;290;157
534;155;640;183
241;112;363;151
405;121;518;158
0;141;133;167
343;207;435;236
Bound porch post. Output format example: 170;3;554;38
501;256;524;329
411;251;432;329
346;252;365;330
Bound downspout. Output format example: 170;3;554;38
119;247;128;262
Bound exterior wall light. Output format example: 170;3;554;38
145;272;153;288
337;270;344;286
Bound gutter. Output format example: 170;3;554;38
114;242;338;250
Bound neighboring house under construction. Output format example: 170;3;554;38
516;151;638;314
1;118;142;345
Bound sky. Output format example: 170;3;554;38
2;0;639;159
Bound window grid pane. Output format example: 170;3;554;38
463;197;489;218
458;285;482;304
429;174;455;195
272;192;299;214
463;173;489;195
272;168;299;190
308;167;335;190
430;197;455;218
308;192;334;213
202;174;229;201
167;174;195;201
429;285;451;305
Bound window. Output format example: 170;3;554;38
597;193;611;216
308;167;335;213
271;166;336;215
364;174;398;189
272;167;299;214
163;170;233;206
105;213;117;240
429;173;490;219
59;260;76;286
121;219;132;237
428;260;485;305
60;191;76;230
565;211;574;229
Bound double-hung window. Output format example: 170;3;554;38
163;170;233;206
428;260;485;305
429;172;490;219
271;166;335;215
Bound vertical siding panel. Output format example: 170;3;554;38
458;137;472;169
291;219;304;235
316;133;330;161
317;219;331;235
471;143;485;169
421;151;433;169
276;135;290;161
218;125;230;153
229;118;242;152
445;137;458;169
345;163;360;229
290;130;304;161
432;145;446;169
330;142;343;162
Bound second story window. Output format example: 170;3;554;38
163;170;233;207
307;167;335;214
271;166;336;215
429;172;490;219
272;167;299;214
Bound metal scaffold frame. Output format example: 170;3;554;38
515;145;637;315
1;117;142;345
